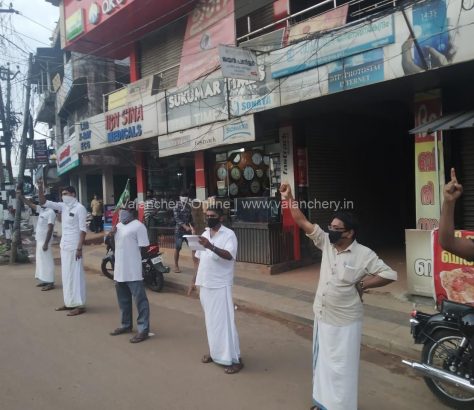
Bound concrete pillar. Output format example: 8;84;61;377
77;174;88;207
102;167;114;205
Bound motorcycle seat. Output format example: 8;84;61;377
441;299;474;318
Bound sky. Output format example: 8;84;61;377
0;0;59;175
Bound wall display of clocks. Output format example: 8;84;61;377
216;164;227;180
229;183;239;196
252;152;263;165
250;180;261;194
230;166;241;181
256;168;264;178
243;166;255;181
263;155;270;166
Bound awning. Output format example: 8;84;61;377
409;110;474;134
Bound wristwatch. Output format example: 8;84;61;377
359;281;365;291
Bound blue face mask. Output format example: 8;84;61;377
119;210;134;224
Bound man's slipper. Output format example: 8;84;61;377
224;360;244;375
41;284;55;291
174;268;182;273
110;327;133;336
36;282;47;287
55;305;73;311
130;332;149;343
201;354;213;363
67;307;86;316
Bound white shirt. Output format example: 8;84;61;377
195;225;238;288
44;200;87;251
114;219;149;282
35;205;56;240
307;224;397;326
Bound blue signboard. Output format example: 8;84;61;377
271;15;395;79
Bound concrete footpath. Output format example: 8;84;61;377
68;232;439;360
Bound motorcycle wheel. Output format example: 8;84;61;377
101;257;114;280
143;261;164;292
421;329;474;409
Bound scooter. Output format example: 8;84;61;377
402;299;474;409
101;236;170;292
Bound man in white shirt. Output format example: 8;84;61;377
17;192;56;291
280;183;397;410
107;203;151;343
188;206;243;374
39;181;87;316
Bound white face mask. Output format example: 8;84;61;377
62;195;76;206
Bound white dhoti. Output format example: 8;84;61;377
35;243;55;283
60;249;86;307
199;286;240;366
313;319;362;410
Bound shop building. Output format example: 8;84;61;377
49;0;474;284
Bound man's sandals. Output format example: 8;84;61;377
41;284;55;291
55;306;86;316
201;354;244;374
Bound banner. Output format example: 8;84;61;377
433;229;474;306
414;91;444;230
177;0;236;86
32;139;49;164
219;45;258;81
57;139;80;176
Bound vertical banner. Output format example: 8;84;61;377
414;91;444;230
279;126;295;196
433;229;474;306
177;0;236;86
296;147;308;188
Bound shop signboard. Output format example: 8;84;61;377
271;15;395;79
405;229;434;297
158;115;255;158
279;126;295;196
280;65;328;106
328;48;384;93
287;4;349;43
433;229;474;306
177;0;236;86
65;8;85;41
219;45;258;81
414;91;444;230
228;54;280;117
57;138;80;176
166;76;228;133
33;139;49;164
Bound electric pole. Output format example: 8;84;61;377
10;53;33;264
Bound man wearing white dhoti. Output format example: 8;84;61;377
39;181;87;316
17;193;56;291
188;206;243;374
280;183;397;410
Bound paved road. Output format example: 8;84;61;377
0;264;449;410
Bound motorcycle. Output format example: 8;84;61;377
403;299;474;409
101;235;170;292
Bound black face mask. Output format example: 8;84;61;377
207;217;220;229
328;230;344;244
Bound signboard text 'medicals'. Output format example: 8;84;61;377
106;105;144;143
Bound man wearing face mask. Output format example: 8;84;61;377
39;180;87;316
107;202;151;343
172;190;193;273
279;183;397;410
188;206;243;375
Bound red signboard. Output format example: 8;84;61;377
177;0;236;86
433;229;474;306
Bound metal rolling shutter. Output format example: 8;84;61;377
236;2;276;38
459;129;474;229
140;17;186;90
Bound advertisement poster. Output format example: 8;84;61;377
271;15;395;79
177;0;236;86
405;229;434;297
32;139;49;164
328;48;384;93
433;229;474;306
287;4;349;44
414;91;444;230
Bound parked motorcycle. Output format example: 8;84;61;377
403;299;474;409
101;236;170;292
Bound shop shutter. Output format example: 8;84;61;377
459;129;474;229
235;0;276;19
140;17;187;90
